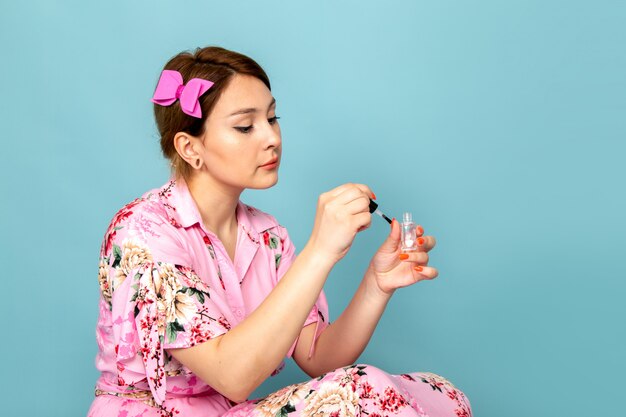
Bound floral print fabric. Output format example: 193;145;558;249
89;178;329;416
88;179;472;417
226;365;472;417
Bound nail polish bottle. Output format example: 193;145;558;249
401;212;418;252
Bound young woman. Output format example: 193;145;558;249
88;46;472;417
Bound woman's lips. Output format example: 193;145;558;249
260;158;279;169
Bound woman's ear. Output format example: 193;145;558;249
173;132;204;170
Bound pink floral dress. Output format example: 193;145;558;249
88;179;472;417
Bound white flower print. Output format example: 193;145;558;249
98;258;111;304
169;291;196;324
115;238;153;284
158;263;195;324
302;382;359;417
256;383;308;417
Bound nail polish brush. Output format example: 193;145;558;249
369;199;392;224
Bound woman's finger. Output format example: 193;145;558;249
352;183;375;199
344;195;371;215
352;211;372;233
333;186;370;207
398;251;429;265
412;265;438;280
328;183;375;199
416;235;436;252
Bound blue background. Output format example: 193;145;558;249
1;1;624;416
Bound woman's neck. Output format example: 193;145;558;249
185;172;242;238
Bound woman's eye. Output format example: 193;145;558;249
234;116;280;134
235;125;253;133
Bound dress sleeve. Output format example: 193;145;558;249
101;208;231;406
274;226;330;359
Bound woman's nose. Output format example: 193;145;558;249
264;124;281;148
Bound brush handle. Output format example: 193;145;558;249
369;199;392;224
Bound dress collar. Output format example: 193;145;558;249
159;178;277;234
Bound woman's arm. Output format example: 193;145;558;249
293;220;439;377
170;244;334;402
169;184;375;403
292;266;392;377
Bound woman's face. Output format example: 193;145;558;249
198;74;281;191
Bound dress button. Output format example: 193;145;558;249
235;309;243;318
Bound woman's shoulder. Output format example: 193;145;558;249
100;181;180;256
108;184;176;227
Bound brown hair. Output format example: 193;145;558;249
153;46;271;179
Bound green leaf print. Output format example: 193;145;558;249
277;403;296;417
185;287;205;304
112;244;122;268
275;254;282;269
277;403;295;417
166;320;185;343
130;281;141;302
269;236;279;249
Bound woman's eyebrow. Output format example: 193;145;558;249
228;98;276;117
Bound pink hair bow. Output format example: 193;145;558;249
151;70;214;118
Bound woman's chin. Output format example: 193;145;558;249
248;175;279;190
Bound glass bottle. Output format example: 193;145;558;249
401;212;418;252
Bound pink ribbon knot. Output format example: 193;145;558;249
151;70;214;118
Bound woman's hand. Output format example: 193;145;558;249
306;183;374;264
368;219;438;295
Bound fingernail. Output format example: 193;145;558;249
414;265;424;272
417;237;425;245
371;192;377;200
390;218;396;229
399;253;409;260
416;225;424;235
